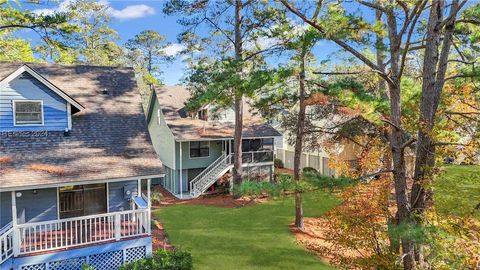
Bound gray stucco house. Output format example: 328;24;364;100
0;62;164;270
146;86;281;199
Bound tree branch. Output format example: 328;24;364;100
313;71;361;75
279;0;394;85
401;137;417;150
357;169;394;181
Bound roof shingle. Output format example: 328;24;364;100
0;62;163;190
154;86;281;141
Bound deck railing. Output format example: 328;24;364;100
13;209;149;256
241;150;274;164
0;227;13;264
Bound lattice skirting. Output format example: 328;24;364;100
19;246;147;270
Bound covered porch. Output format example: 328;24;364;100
0;178;153;264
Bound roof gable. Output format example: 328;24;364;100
0;64;85;112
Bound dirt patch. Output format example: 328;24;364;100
291;217;360;267
275;168;294;175
152;186;268;209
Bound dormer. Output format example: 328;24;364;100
0;64;84;132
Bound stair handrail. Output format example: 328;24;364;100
189;153;225;192
0;222;12;236
0;226;14;264
190;153;233;195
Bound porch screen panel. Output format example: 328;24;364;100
83;184;107;216
60;184;107;219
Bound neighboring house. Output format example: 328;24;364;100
272;94;361;176
0;63;164;270
274;133;360;176
146;86;281;199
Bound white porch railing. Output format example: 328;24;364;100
0;227;13;264
13;209;149;256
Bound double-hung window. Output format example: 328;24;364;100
13;100;43;125
190;141;210;158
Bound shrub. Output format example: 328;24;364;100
302;167;318;173
119;249;192;270
303;171;356;190
151;191;163;205
274;158;284;168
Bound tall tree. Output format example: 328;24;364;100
164;0;282;187
279;1;473;269
125;30;170;82
125;30;170;105
0;0;76;61
58;0;123;65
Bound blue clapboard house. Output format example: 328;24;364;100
0;63;164;270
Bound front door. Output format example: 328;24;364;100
59;184;107;219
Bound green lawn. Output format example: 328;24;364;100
435;165;480;218
154;190;340;270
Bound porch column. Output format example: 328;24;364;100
179;142;183;198
147;178;152;235
11;191;19;256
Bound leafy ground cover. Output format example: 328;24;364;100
154;190;340;270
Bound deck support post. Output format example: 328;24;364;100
179;142;183;198
11;191;19;256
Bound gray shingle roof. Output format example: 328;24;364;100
0;62;163;190
153;86;281;141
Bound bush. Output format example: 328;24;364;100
302;167;318;173
82;265;95;270
233;175;317;198
151;191;163;205
303;171;356;190
119;249;192;270
274;158;284;168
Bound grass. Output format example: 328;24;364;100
154;190;340;270
435;165;480;218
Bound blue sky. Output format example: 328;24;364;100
21;1;343;85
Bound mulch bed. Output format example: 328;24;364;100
152;186;265;209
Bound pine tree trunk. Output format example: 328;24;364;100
411;0;457;216
293;48;307;230
410;1;459;267
232;0;244;190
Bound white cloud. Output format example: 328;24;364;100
245;36;280;51
109;4;155;20
163;43;186;57
32;0;73;15
32;1;155;21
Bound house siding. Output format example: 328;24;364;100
0;192;12;228
16;188;58;223
108;180;138;212
0;72;68;132
176;140;223;170
148;97;175;168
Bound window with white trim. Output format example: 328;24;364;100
190;141;210;158
13;100;43;125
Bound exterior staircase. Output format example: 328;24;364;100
189;153;233;198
